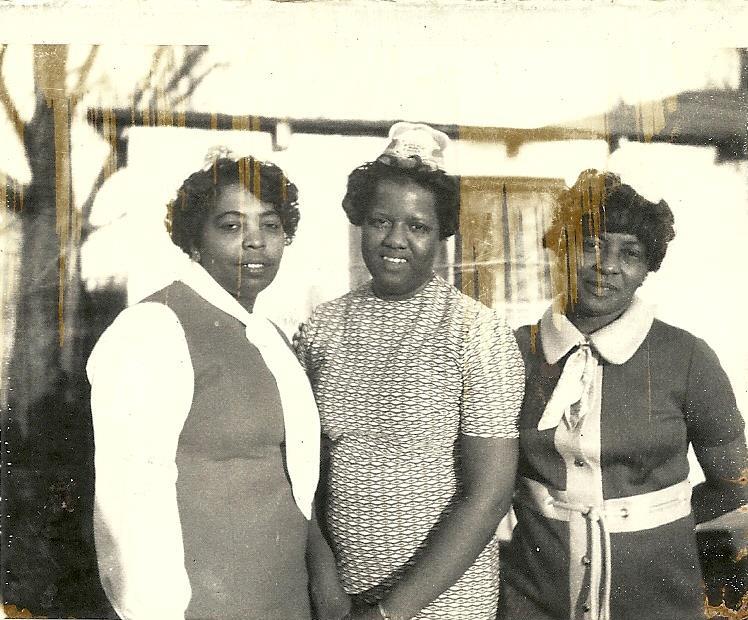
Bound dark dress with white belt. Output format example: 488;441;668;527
500;301;744;620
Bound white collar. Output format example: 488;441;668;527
177;257;266;329
540;296;655;365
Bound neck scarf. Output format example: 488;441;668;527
536;297;655;432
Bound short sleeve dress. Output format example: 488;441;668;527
295;275;525;619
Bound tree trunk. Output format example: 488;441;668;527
2;45;116;618
2;44;210;617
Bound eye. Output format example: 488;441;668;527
218;221;241;232
366;216;391;230
262;220;281;231
409;222;432;234
623;246;644;259
582;238;600;252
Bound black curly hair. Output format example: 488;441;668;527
544;169;675;272
341;157;460;240
167;156;300;254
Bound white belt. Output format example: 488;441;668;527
515;476;692;620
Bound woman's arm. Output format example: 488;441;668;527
349;436;519;620
88;303;194;620
307;510;352;620
308;436;350;619
684;337;748;524
692;437;748;524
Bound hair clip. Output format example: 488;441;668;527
202;146;238;172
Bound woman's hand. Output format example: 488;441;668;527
316;592;353;620
342;601;385;620
315;592;352;620
344;608;380;620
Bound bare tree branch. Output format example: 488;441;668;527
148;46;177;108
170;61;226;107
0;44;25;142
83;75;109;94
70;45;99;107
160;45;208;99
132;46;168;108
82;45;220;235
79;162;115;234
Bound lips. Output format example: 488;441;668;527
382;256;408;264
239;259;273;273
583;279;618;295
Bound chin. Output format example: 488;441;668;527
579;299;625;318
373;279;410;298
239;282;269;298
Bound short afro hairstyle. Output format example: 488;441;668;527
341;158;460;240
167;156;300;254
544;169;675;272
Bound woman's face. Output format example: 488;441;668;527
568;231;648;331
196;184;285;311
361;177;441;300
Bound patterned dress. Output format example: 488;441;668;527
295;275;525;619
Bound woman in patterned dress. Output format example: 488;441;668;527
296;123;525;620
88;152;344;620
499;169;748;619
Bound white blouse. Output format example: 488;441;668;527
87;259;320;620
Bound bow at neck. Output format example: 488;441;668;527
536;297;655;432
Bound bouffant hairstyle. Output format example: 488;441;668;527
167;156;300;253
543;169;675;272
341;159;460;240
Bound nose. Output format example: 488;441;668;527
597;248;620;274
382;223;407;248
242;223;265;249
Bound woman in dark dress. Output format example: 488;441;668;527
500;169;748;620
88;151;342;620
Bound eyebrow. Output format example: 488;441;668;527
368;210;433;223
215;208;280;218
596;234;642;243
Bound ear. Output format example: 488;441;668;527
189;246;201;263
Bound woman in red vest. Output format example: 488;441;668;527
88;151;345;620
500;169;748;620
